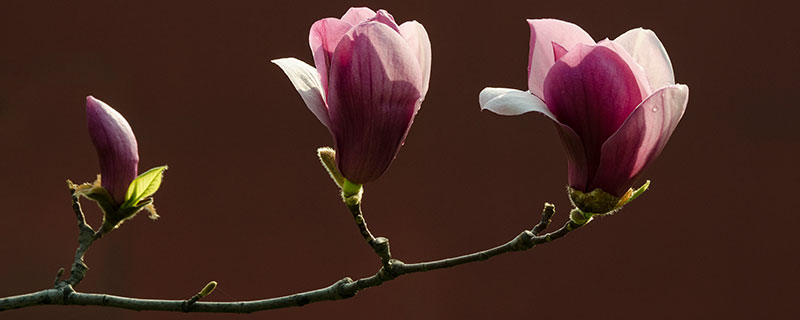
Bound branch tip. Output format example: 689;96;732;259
53;268;65;286
533;202;556;235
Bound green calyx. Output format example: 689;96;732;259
70;165;168;234
568;180;651;216
316;147;364;205
341;179;363;206
342;179;362;197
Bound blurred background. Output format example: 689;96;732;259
1;0;797;319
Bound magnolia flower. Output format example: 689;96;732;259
86;95;139;204
480;19;688;198
273;7;431;185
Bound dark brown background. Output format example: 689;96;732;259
1;0;797;319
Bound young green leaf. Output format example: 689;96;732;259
628;180;651;202
123;165;168;207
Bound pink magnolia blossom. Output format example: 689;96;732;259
480;19;688;197
86;96;139;203
273;7;431;184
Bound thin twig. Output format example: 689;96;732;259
346;202;392;266
63;186;99;287
0;204;587;313
345;202;377;243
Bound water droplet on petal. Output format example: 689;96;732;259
652;107;658;112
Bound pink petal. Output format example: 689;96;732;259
590;84;688;196
340;7;376;25
369;9;401;33
614;28;675;91
399;21;432;98
543;43;644;189
272;58;330;128
479;87;554;119
527;19;595;100
309;18;353;94
327;22;424;183
552;41;568;62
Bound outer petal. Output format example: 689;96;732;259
527;19;595;100
368;9;401;33
272;58;330;128
399;21;431;98
479;87;554;119
327;22;423;184
309;18;353;93
86;96;140;204
614;28;675;91
543;44;644;190
590;84;688;196
554;123;590;192
341;7;376;25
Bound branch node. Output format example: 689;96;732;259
332;277;356;299
369;237;392;266
379;259;405;280
514;230;536;250
56;284;75;305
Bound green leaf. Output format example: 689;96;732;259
123;165;168;208
628;180;651;202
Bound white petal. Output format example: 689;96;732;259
614;28;675;90
399;21;431;99
479;87;555;120
271;57;330;128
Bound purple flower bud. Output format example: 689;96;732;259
86;96;139;204
274;7;431;184
481;19;688;197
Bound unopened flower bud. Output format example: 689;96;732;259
86;96;139;204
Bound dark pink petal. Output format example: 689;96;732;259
340;7;376;25
368;9;401;33
596;39;651;99
543;43;644;191
86;96;139;204
399;21;431;98
327;22;423;183
309;18;353;94
590;85;689;196
527;19;595;100
554;123;590;191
